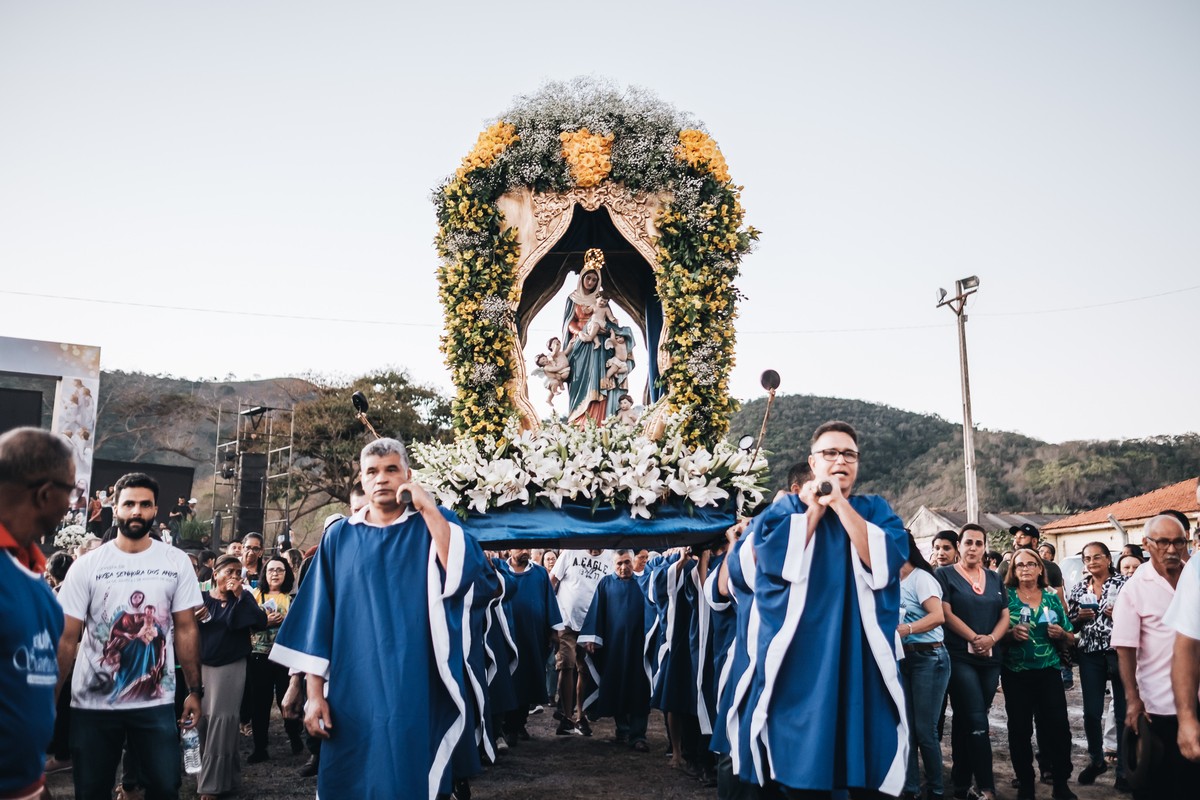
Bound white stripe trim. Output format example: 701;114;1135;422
650;559;682;695
750;513;812;783
440;522;466;599
693;567;714;735
642;616;658;685
268;643;330;681
426;542;465;800
581;651;602;712
849;533;908;795
6;550;45;580
577;633;603;646
703;566;732;612
460;585;494;763
858;520;892;591
726;536;758;778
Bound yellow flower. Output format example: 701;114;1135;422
456;122;519;179
560;128;614;188
674;129;732;183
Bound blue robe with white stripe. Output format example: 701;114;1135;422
578;573;652;717
494;559;562;705
740;493;908;795
452;560;500;773
697;552;735;738
648;553;697;713
484;571;519;720
270;509;488;800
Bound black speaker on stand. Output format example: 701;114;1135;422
235;452;267;537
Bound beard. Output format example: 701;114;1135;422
513;553;530;566
118;517;151;540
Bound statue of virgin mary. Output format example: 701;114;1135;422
561;248;634;425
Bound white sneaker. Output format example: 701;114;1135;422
495;736;509;752
529;704;543;714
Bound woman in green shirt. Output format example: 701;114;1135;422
1003;549;1077;800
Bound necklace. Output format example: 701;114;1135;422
955;563;986;595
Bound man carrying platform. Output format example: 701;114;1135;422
731;420;909;799
270;438;490;800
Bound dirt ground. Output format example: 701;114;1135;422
45;682;1127;799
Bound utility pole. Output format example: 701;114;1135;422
937;276;981;525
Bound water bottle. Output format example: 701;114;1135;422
1018;605;1033;627
181;726;201;775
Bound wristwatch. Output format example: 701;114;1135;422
188;685;205;699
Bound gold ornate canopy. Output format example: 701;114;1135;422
497;184;671;429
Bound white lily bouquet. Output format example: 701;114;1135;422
412;412;769;519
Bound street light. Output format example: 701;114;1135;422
937;276;981;525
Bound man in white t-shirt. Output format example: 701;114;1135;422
550;548;612;735
56;472;203;800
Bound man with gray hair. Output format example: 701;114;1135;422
1112;513;1200;797
271;437;494;800
0;427;75;800
579;549;653;750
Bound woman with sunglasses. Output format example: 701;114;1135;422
937;523;1008;800
1003;549;1077;800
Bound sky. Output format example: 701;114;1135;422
1;1;1197;445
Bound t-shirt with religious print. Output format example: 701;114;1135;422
58;539;202;710
250;590;292;655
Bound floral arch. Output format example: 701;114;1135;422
432;79;758;450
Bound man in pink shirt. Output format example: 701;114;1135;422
1112;514;1200;798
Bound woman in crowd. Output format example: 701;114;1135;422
1003;549;1076;800
1117;553;1141;577
197;554;267;800
937;523;1008;800
540;549;558;571
247;556;302;763
932;529;959;567
1066;542;1126;789
240;532;264;589
1037;542;1056;564
1119;543;1144;563
899;532;949;800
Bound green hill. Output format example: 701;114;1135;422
729;394;1200;519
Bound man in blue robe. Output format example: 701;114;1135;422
578;549;653;750
648;549;700;770
736;421;909;799
495;548;562;742
270;438;490;800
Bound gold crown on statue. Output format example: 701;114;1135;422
582;248;605;274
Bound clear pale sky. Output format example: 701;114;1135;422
2;1;1196;444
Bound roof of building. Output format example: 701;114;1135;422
1041;477;1199;532
910;507;1069;532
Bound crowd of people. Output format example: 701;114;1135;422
3;422;1200;800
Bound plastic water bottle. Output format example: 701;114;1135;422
181;727;201;775
1018;605;1033;627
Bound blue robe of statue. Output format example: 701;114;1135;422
648;553;697;714
484;571;519;720
578;573;651;718
737;493;909;795
494;559;562;705
270;509;488;800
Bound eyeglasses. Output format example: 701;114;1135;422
244;546;263;552
29;478;80;502
1145;537;1188;551
1014;563;1041;570
265;567;286;573
811;448;859;464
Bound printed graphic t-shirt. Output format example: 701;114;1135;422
58;539;202;710
551;549;613;630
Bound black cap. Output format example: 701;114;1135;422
1008;523;1040;538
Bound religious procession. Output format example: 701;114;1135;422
4;6;1200;800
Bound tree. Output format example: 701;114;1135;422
288;370;453;515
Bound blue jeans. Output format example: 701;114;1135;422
947;657;1001;795
71;705;181;800
1077;648;1125;776
901;646;951;796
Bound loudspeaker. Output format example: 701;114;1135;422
235;452;267;536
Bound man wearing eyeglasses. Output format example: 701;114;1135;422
1112;514;1200;797
0;427;75;800
731;420;908;798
